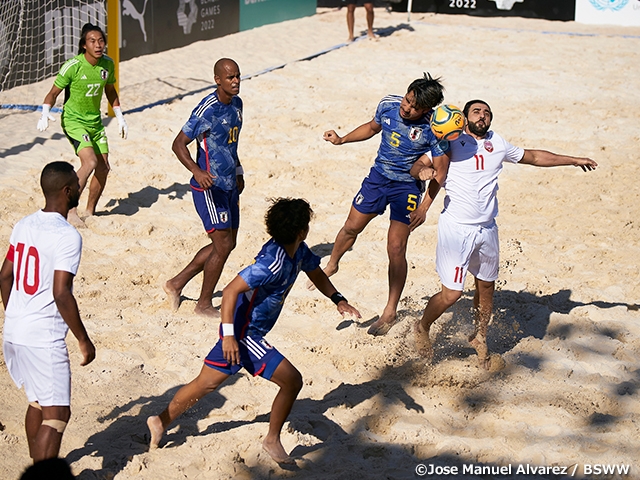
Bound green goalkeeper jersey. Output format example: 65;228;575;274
54;53;116;127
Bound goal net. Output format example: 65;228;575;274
0;0;106;92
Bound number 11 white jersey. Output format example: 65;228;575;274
3;210;82;348
441;131;524;225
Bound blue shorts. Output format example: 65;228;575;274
192;186;239;233
353;168;422;225
204;331;285;380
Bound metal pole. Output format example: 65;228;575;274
407;0;414;22
107;0;120;117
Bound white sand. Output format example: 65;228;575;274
1;8;640;479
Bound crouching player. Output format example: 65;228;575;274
147;198;361;464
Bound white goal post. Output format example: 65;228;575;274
0;0;107;92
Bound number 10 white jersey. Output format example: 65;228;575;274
3;210;82;348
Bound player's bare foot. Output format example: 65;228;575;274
414;321;434;361
262;437;295;465
194;304;220;318
367;311;397;336
306;264;338;291
469;333;490;370
67;209;86;228
163;281;182;311
147;416;164;449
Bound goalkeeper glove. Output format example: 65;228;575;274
113;106;128;139
36;104;55;132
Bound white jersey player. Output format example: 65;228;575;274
411;99;597;369
1;161;95;463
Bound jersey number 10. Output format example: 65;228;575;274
14;243;40;295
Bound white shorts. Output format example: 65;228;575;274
3;341;71;406
436;213;500;291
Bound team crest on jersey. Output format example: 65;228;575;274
82;134;90;142
409;127;423;142
484;140;494;153
355;193;364;205
220;211;228;223
259;338;273;350
236;109;242;123
100;69;108;80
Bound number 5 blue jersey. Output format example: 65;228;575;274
234;239;321;338
182;90;243;192
373;95;447;183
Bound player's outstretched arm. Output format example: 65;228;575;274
53;270;95;366
0;257;14;308
305;267;361;319
323;119;381;145
520;150;598;171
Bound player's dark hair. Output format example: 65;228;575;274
407;72;445;110
463;99;493;121
21;458;75;480
265;198;314;245
40;161;75;197
78;23;106;54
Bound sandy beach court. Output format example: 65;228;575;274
1;7;640;479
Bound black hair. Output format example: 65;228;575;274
40;161;75;197
78;23;106;54
21;457;75;480
265;198;314;245
463;99;493;121
407;72;445;110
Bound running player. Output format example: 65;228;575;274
37;23;127;227
163;58;244;318
318;73;449;336
1;161;96;463
147;198;360;464
411;99;597;369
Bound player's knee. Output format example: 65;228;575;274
442;288;462;306
291;371;303;394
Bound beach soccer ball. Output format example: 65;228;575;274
430;104;465;141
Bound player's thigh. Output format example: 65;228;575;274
63;122;108;156
352;175;388;218
388;181;421;225
435;215;477;291
387;220;410;254
203;334;285;382
343;205;377;235
468;221;499;282
192;187;237;233
269;358;302;392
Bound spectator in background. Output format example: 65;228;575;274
344;0;375;41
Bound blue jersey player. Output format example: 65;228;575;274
164;58;245;318
148;198;361;464
319;73;450;336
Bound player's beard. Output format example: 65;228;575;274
468;120;490;137
68;190;80;209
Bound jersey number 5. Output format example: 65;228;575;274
389;131;401;148
14;243;40;295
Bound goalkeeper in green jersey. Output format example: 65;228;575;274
37;23;127;227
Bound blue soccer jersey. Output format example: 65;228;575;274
373;95;447;183
234;239;321;338
182;90;243;192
